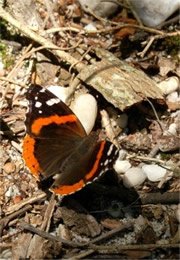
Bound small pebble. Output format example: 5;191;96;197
70;93;98;134
118;149;128;160
84;23;96;32
0;61;5;77
113;160;131;174
157;77;179;95
4;162;16;174
142;164;171;182
48;85;70;103
166;91;180;103
167;123;177;135
5;186;13;197
123;167;146;188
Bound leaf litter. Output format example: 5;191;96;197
0;0;179;259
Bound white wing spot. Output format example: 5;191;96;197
35;96;38;100
35;101;42;108
38;110;42;114
46;98;60;106
40;88;46;93
107;144;114;156
104;159;109;166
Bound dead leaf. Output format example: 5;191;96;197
115;27;136;38
121;132;152;151
158;57;176;76
54;207;101;237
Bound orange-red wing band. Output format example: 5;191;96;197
50;179;85;195
31;114;77;135
85;140;106;180
23;135;41;179
50;141;106;195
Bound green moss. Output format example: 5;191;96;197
161;35;180;57
0;42;15;69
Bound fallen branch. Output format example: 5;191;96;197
0;7;84;72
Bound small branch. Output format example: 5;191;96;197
90;242;179;252
19;222;84;248
0;205;32;237
0;8;84;71
86;222;133;246
139;191;179;205
125;0;143;26
6;191;46;215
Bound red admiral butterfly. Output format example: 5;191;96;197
23;84;118;195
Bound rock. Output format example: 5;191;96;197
157;77;179;95
4;162;16;174
142;164;172;182
113;160;131;174
48;85;70;103
84;23;97;32
70;93;98;134
123;167;146;188
129;0;179;28
78;0;118;17
166;91;180;103
47;87;98;134
0;61;5;77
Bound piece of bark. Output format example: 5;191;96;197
54;206;101;237
78;51;163;111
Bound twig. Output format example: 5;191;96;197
0;43;32;106
100;109;120;148
6;191;46;215
41;193;56;232
0;77;26;87
0;7;84;71
69;46;92;73
0;205;32;237
125;0;143;26
43;27;81;35
86;222;133;245
19;222;84;248
90;242;179;252
101;0;129;9
68;249;95;260
127;154;165;164
145;97;164;132
139;191;179;204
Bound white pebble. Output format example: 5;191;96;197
0;61;5;77
70;93;97;134
84;23;96;32
5;186;13;197
129;0;179;27
118;149;128;160
166;91;180;103
48;85;70;103
123;167;146;188
157;77;179;95
168;123;177;135
142;164;170;182
113;160;131;174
